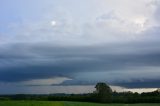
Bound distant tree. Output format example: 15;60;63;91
94;82;112;102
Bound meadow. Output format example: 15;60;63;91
0;101;160;106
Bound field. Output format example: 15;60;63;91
0;101;160;106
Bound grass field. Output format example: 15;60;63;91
0;101;160;106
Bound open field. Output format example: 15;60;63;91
0;101;160;106
0;101;63;106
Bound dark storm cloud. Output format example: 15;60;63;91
114;79;160;88
0;39;160;87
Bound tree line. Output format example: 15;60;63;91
0;82;160;103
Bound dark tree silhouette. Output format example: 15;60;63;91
94;82;112;102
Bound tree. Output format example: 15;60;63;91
94;82;112;102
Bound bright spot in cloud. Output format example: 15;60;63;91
51;20;57;26
134;17;146;28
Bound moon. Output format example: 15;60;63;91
51;20;57;26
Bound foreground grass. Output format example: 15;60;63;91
0;101;63;106
0;101;160;106
64;102;160;106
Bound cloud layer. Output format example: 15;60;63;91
0;0;160;93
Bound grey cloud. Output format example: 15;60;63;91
115;79;160;88
0;39;160;88
154;0;160;23
1;0;160;94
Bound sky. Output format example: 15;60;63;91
0;0;160;94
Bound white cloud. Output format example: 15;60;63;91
0;0;158;46
124;88;157;93
96;0;157;33
22;77;72;86
110;85;157;93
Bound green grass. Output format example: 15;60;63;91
0;101;63;106
0;101;160;106
64;102;160;106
